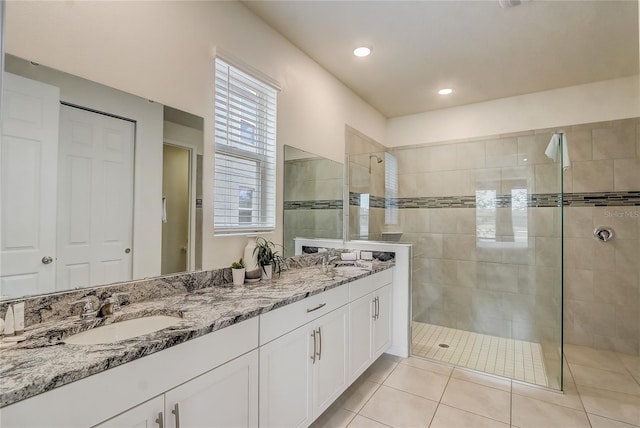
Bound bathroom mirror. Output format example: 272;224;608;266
283;146;344;257
1;54;204;301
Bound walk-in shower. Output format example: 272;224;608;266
347;133;564;390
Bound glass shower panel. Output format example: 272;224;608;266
381;135;565;390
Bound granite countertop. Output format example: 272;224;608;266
0;262;393;408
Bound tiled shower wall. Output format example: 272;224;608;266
562;118;640;355
389;117;640;356
283;157;343;257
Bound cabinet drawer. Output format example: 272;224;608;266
349;269;393;302
260;285;348;345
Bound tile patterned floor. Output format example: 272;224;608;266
311;345;640;428
412;322;550;388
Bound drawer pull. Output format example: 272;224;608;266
155;412;164;428
306;303;326;313
311;330;317;363
172;403;180;428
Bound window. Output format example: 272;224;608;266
214;58;277;234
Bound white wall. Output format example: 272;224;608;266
5;1;387;269
386;75;640;147
164;121;204;155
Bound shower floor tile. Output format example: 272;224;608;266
412;322;550;388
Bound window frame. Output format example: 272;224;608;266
213;56;278;235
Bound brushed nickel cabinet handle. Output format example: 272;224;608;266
376;296;380;320
372;297;377;319
306;303;326;313
310;330;317;363
155;411;164;428
317;327;322;361
172;403;180;428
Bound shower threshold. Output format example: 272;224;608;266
412;322;552;388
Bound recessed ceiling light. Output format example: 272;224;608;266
438;88;453;95
353;47;371;57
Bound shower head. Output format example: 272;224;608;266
368;154;383;174
369;155;383;164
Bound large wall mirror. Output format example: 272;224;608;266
1;55;204;301
283;146;344;257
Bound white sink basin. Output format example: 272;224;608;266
64;315;182;345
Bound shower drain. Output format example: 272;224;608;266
438;343;450;348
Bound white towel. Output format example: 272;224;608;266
545;133;570;170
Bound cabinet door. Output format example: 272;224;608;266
313;304;349;418
94;396;164;428
373;284;393;359
348;292;374;382
259;324;313;428
165;349;258;428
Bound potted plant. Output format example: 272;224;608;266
230;258;245;286
253;237;284;281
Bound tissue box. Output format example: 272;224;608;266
360;251;373;260
341;252;357;261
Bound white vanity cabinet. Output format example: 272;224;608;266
258;286;350;428
259;268;393;428
163;349;259;428
0;317;259;428
0;268;395;428
94;396;164;428
95;350;259;428
348;270;393;382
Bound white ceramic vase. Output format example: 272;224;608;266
243;237;260;272
232;268;246;286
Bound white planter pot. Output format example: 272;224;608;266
232;268;246;286
261;264;273;281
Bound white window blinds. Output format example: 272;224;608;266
214;58;277;234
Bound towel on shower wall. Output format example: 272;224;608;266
545;133;570;170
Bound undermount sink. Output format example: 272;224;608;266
64;315;182;345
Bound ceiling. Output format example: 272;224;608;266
243;0;639;118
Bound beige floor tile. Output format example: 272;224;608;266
360;385;438;428
511;394;591;428
384;363;449;401
335;378;380;413
588;413;640;428
430;404;509;428
347;415;391;428
452;368;512;392
512;378;584;411
577;385;640;426
441;378;511;423
570;363;640;396
400;356;454;376
310;405;356;428
361;355;400;384
564;344;628;374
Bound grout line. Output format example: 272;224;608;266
426;367;454;428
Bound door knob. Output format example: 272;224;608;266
42;256;53;264
124;248;131;254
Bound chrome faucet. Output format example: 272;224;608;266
96;292;129;317
69;298;97;320
321;255;338;272
109;292;129;311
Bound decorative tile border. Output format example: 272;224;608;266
348;191;640;209
284;200;343;210
564;191;640;207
